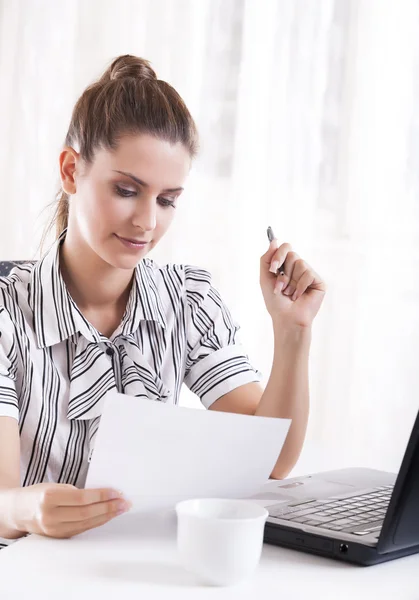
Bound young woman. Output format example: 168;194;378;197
0;55;326;547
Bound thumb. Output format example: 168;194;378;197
261;238;279;267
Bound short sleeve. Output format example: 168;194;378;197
183;266;262;409
0;308;19;420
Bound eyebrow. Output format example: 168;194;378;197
112;170;184;193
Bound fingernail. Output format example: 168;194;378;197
292;291;298;301
284;288;293;296
117;500;131;513
109;490;124;500
274;281;284;294
270;261;280;274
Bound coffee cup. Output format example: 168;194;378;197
175;498;268;586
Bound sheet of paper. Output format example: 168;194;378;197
85;392;291;513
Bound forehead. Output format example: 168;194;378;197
91;134;191;188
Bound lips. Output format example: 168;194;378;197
120;236;148;244
116;234;149;244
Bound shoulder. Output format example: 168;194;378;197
0;261;36;317
0;261;35;291
0;303;16;355
142;258;213;307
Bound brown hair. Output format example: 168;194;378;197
41;54;199;250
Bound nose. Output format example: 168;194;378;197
132;195;157;232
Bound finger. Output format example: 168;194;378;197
52;497;131;523
73;488;125;506
273;275;287;295
282;258;308;297
291;269;316;301
273;252;300;296
264;241;290;270
268;245;295;275
262;239;280;266
310;271;327;293
53;508;124;539
45;486;123;507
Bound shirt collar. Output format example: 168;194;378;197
29;229;166;349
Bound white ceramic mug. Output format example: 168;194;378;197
175;498;269;586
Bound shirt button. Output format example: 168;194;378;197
106;347;114;357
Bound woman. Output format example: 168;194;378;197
0;55;326;547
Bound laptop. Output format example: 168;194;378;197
249;410;419;565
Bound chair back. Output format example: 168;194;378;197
0;261;32;277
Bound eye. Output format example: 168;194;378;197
115;185;136;198
158;197;176;208
115;184;176;208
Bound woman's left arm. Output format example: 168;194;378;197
210;233;326;479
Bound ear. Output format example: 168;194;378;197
59;146;80;195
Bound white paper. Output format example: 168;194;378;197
85;392;291;513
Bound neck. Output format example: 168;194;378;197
59;228;134;312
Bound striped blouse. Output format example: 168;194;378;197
0;230;261;548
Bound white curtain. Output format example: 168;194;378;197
0;0;418;475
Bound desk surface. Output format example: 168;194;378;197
0;508;417;600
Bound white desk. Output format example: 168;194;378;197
0;506;417;600
0;444;417;599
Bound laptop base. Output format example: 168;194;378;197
264;524;419;566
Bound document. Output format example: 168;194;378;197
85;392;291;513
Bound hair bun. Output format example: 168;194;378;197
101;55;157;83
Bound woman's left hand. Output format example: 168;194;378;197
260;237;326;329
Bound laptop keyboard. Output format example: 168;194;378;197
268;485;393;536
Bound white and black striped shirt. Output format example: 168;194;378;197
0;230;261;548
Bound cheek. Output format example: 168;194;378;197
74;179;177;241
103;198;133;224
155;208;176;236
79;182;132;227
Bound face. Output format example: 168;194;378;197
60;133;191;269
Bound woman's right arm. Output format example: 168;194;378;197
0;416;22;538
0;416;131;540
0;304;131;540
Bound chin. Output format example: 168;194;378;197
98;236;150;269
109;255;144;270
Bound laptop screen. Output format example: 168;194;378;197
378;410;419;553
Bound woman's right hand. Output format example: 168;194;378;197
7;483;131;539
